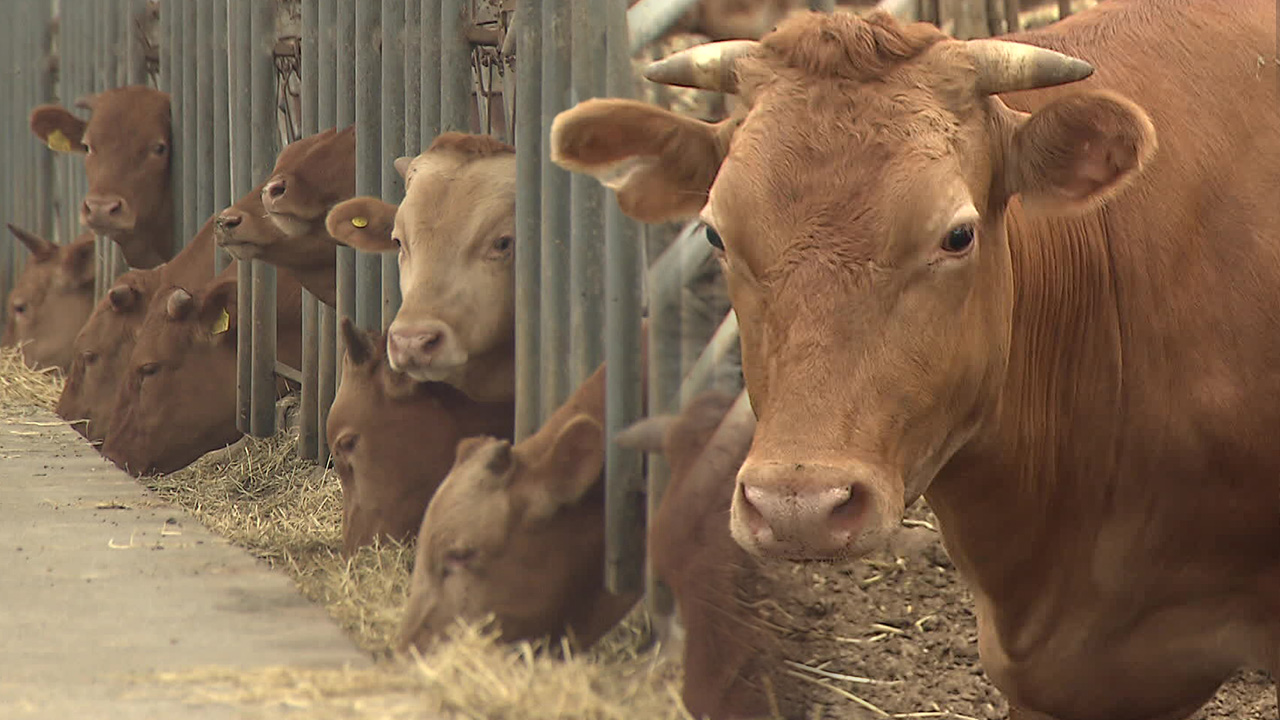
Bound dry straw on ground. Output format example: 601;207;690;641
0;345;63;416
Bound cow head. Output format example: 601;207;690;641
396;365;635;652
217;126;355;307
327;317;513;556
57;268;158;442
554;11;1155;561
329;132;517;402
101;277;242;475
1;225;95;373
30;86;174;269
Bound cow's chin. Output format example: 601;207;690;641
388;350;468;385
217;240;260;261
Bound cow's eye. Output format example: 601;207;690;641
82;351;98;366
11;302;27;316
138;362;161;378
441;547;476;577
153;142;168;157
492;235;513;253
705;226;724;251
942;224;975;254
334;433;358;455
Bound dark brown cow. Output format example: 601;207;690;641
327;318;513;555
553;3;1280;718
1;225;95;372
30;86;174;269
57;269;158;442
217;126;356;307
329;133;516;402
396;358;640;652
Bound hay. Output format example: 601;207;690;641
0;345;64;417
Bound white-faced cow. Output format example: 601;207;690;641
553;3;1280;718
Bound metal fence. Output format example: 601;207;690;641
0;0;1080;631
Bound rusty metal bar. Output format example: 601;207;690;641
380;0;405;329
603;0;646;596
513;0;542;441
249;0;279;438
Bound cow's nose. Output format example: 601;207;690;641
731;460;881;560
264;178;286;200
388;323;447;359
216;210;243;230
82;196;123;218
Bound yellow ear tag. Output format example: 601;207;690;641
211;308;230;335
351;216;369;229
47;128;73;153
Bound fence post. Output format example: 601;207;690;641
380;0;406;329
249;0;279;438
333;1;357;390
299;0;321;461
214;0;232;274
316;0;339;463
353;2;383;333
539;1;572;420
603;0;646;596
420;0;442;144
34;0;53;244
230;0;253;434
440;0;471;133
513;0;542;442
404;0;421;152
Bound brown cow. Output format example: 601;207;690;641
1;225;95;372
553;3;1280;718
57;269;158;442
396;358;641;652
328;132;516;402
100;277;244;474
29;86;174;269
327;318;513;555
217;126;356;307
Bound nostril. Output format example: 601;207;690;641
736;483;774;538
826;485;866;534
107;201;123;216
218;213;242;229
420;331;442;353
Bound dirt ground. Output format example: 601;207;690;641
749;502;1277;719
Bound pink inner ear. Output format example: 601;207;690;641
1066;138;1133;199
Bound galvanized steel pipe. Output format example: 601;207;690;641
249;0;279;438
512;0;541;441
439;0;471;132
354;1;382;333
539;0;572;419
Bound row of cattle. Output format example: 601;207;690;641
6;1;1280;718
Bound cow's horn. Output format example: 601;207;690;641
643;40;760;94
166;288;193;320
966;39;1094;95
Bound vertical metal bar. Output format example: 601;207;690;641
126;0;147;85
299;0;321;461
809;0;836;11
213;0;231;274
1003;0;1021;33
249;0;279;437
196;0;214;239
439;0;471;133
404;0;421;152
602;0;645;595
35;0;53;242
570;0;605;386
1057;0;1071;20
354;1;382;332
231;0;252;434
317;0;338;463
381;0;405;329
167;0;185;256
334;1;357;388
420;0;441;143
513;0;541;441
181;0;197;246
539;1;571;419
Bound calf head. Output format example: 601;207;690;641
327;318;513;556
554;11;1154;561
2;224;95;372
57;269;158;442
219;126;355;307
30;86;174;269
330;132;517;402
396;365;636;651
101;277;242;475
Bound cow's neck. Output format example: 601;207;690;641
923;204;1127;653
279;257;336;308
454;341;516;403
118;207;177;270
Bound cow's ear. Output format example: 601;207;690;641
326;196;398;253
527;414;604;520
6;223;57;262
61;237;97;288
198;278;239;340
29;104;88;153
339;316;377;367
1006;90;1156;215
551;98;734;224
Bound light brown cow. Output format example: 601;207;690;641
396;358;640;652
1;225;95;372
218;126;356;307
327;318;513;556
29;86;174;269
328;132;516;402
57;269;158;442
554;3;1280;718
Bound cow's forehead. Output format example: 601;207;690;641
399;155;516;240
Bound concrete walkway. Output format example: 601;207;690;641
0;413;368;719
